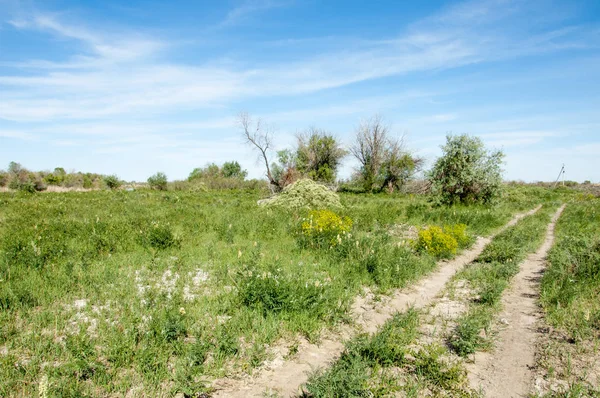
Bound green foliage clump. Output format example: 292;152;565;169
147;172;168;191
222;161;248;179
414;226;459;259
449;308;492;357
428;134;504;205
299;209;353;248
103;174;122;190
296;129;347;183
263;178;342;210
145;223;180;250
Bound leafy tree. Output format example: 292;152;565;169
188;164;219;181
428;134;504;205
350;115;421;192
380;143;424;193
222;161;248;179
8;161;22;175
271;149;300;188
148;172;168;190
54;167;66;176
103;175;122;190
296;128;347;183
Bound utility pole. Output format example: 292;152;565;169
553;164;565;188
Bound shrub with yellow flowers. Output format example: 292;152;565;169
443;223;472;248
413;225;463;259
299;209;353;249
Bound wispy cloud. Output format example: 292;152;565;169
219;0;291;27
1;0;598;180
1;1;594;124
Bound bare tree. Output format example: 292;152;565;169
238;112;281;192
350;115;391;191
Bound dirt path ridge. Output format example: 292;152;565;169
467;204;566;398
211;206;542;398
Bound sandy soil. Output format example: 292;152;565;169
466;204;566;398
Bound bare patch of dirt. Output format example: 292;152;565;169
466;205;565;398
532;328;600;396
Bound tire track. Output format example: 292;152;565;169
210;206;542;398
467;204;566;398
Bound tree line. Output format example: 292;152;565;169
239;112;424;194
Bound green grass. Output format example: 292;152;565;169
540;199;600;340
0;186;563;396
532;198;600;397
302;309;472;397
449;203;560;356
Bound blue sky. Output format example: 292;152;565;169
0;0;599;182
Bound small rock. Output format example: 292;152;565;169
500;318;509;325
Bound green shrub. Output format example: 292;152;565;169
237;266;330;316
82;174;93;189
44;173;63;185
449;309;491;357
146;223;180;250
428;134;504;205
150;308;188;342
413;226;458;258
148;172;168;190
103;175;121;190
0;172;7;187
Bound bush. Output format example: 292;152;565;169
299;209;353;249
413;226;458;259
44;173;63;186
263;179;343;210
236;265;334;318
146;224;180;250
148;172;168;191
104;175;122;190
449;309;491;357
428;134;504;205
0;172;7;187
443;223;472;248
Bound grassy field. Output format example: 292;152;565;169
0;186;566;396
536;197;600;396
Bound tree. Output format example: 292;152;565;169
271;149;300;188
380;140;424;193
428;134;504;205
222;161;248;179
148;172;168;190
238;112;281;192
8;161;23;175
350;115;421;192
350;115;389;191
296;128;347;183
104;175;122;190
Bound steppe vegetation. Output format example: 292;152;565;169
0;128;598;397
